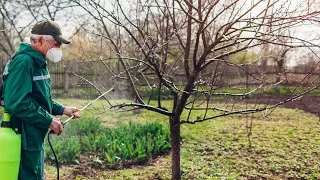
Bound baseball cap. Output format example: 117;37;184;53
31;20;70;44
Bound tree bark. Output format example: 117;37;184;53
170;115;181;180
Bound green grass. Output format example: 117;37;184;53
135;86;320;102
52;85;320;103
205;86;320;97
44;99;320;179
179;110;320;179
53;98;170;128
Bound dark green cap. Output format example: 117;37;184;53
31;20;70;44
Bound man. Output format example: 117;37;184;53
1;20;81;180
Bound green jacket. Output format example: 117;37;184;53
2;43;64;151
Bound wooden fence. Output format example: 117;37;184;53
0;57;319;99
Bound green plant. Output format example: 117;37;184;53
288;129;294;135
46;119;171;166
46;136;81;163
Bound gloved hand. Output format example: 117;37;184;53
63;106;81;118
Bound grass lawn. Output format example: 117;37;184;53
44;99;320;179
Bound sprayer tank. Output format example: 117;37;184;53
0;114;21;180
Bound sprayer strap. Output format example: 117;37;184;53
1;121;11;128
3;112;11;121
0;51;27;107
1;112;11;127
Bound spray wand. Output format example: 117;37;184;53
61;88;114;126
48;88;114;180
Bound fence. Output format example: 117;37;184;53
0;57;319;99
48;60;116;98
0;58;116;98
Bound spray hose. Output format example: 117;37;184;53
47;88;114;180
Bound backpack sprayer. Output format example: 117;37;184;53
48;88;114;180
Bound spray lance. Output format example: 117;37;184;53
47;88;114;180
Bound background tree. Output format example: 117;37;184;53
0;0;83;58
0;1;31;57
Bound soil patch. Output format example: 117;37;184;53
219;96;320;117
56;153;170;179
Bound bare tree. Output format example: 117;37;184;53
69;0;320;179
0;1;33;57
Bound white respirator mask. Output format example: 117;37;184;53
45;40;63;63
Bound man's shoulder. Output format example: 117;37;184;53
9;52;35;69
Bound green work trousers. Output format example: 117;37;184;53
18;149;42;180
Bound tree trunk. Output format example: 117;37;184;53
170;116;181;180
168;73;196;179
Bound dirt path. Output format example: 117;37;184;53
224;96;320;117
